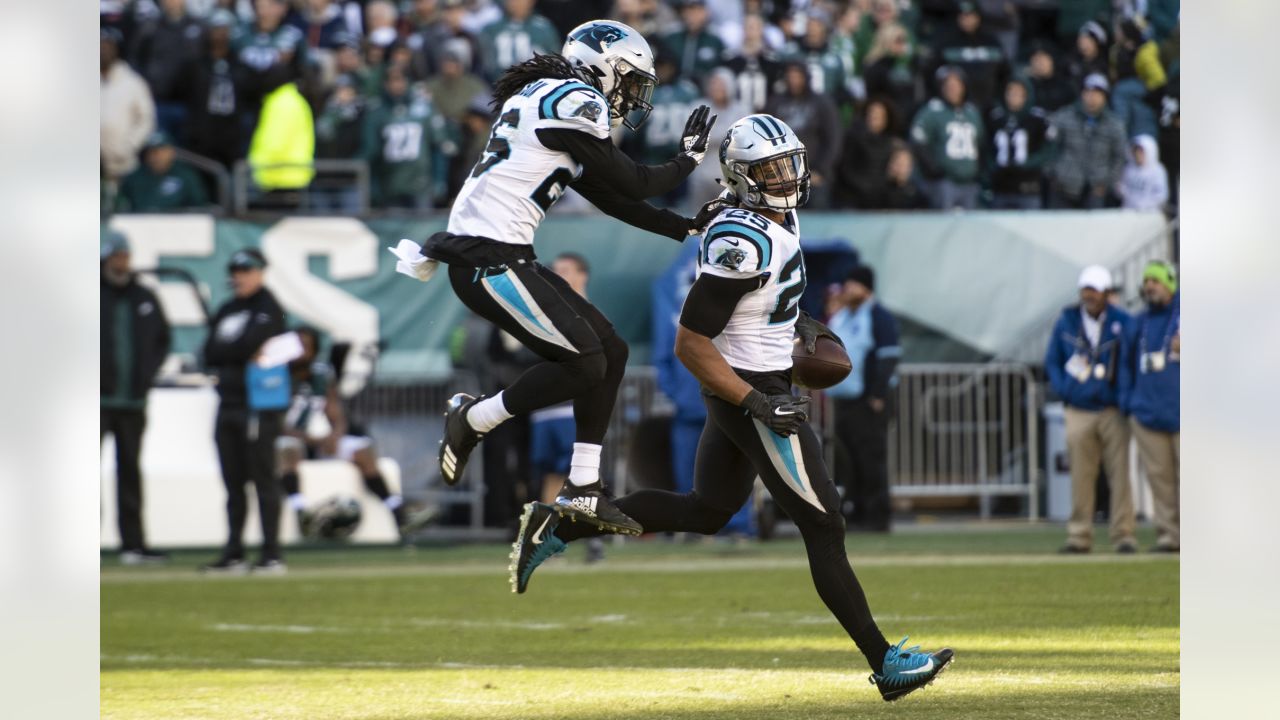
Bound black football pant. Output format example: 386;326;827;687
557;394;892;672
102;408;147;551
833;397;892;530
448;261;627;445
215;406;283;560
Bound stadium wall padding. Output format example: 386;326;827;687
105;211;1168;378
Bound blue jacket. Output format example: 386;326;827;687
652;241;707;423
1123;294;1180;432
1044;304;1131;411
826;300;901;400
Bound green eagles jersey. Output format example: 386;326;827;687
661;30;726;79
479;14;561;78
117;162;209;212
231;22;306;73
910;98;985;183
639;80;702;165
362;94;452;206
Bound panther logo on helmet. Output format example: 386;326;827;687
570;23;626;52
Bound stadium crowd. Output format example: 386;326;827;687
101;0;1180;214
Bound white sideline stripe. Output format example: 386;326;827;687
102;552;1175;584
210;623;345;634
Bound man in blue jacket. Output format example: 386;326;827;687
1045;265;1136;553
827;266;901;532
1123;261;1179;552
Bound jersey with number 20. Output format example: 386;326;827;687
695;207;806;373
448;78;611;246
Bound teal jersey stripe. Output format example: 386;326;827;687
704;222;773;268
539;81;606;120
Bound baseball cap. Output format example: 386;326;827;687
228;248;268;271
101;230;130;259
957;1;979;15
208;8;237;29
1079;20;1107;47
846;265;875;291
143;130;174;150
1077;265;1112;292
100;27;124;45
1083;73;1110;95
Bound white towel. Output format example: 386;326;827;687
388;239;439;282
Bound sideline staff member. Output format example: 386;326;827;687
101;231;171;564
1045;265;1136;554
201;249;288;573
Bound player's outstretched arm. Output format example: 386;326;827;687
536;107;710;201
572;176;693;239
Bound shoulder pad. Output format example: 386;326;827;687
538;80;610;139
700;216;774;278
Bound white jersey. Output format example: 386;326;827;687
447;78;612;246
695;206;805;372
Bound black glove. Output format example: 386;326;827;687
687;189;738;235
795;311;844;354
741;390;810;437
679;104;717;165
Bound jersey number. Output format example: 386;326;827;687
531;168;574;212
471;108;520;178
768;250;806;325
382;122;423;162
994;128;1028;166
944;122;979;161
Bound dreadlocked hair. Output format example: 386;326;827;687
490;53;601;111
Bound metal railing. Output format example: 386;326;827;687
232;159;371;216
885;364;1041;519
173;148;232;214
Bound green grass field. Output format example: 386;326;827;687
101;526;1178;719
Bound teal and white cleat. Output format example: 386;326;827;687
870;636;954;702
509;502;566;594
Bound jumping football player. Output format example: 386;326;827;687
510;116;954;702
392;20;722;536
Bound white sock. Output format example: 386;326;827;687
288;493;307;512
384;494;403;511
567;443;602;487
466;391;514;433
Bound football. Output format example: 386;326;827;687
791;335;852;389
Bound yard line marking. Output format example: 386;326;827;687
103;552;1176;584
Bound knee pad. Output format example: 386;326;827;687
565;351;609;386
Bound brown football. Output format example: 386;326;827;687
791;335;852;389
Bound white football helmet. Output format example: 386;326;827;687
719;114;811;210
562;20;657;130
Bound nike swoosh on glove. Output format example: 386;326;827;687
679;104;717;165
388;239;439;282
741;389;810;437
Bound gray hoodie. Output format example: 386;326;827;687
1118;135;1168;211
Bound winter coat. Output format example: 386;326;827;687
1123;295;1180;432
1118;135;1169;210
1044;304;1131;411
1048;102;1128;195
102;276;172;409
101;61;156;179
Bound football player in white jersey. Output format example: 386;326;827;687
510;115;954;703
390;20;722;536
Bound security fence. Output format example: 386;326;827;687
348;362;1042;538
883;364;1040;519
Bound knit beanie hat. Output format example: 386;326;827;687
1142;260;1178;294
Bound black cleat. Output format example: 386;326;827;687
553;481;643;536
439;393;484;485
509;502;566;594
200;554;248;575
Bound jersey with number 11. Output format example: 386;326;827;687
695;207;806;373
448;78;611;246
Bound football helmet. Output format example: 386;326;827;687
562;20;657;130
718;114;811;210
